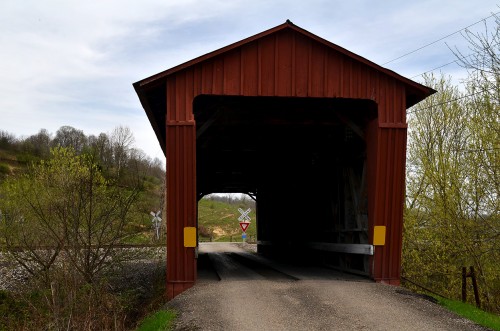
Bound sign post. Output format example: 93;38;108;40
237;208;251;242
150;210;162;240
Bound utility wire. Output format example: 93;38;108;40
411;41;500;79
411;59;460;79
383;11;499;65
407;87;497;114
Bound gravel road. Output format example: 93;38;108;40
168;243;489;331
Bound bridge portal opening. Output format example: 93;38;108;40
194;95;377;274
197;193;256;243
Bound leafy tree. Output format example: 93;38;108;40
403;73;499;312
0;127;166;329
0;146;139;284
404;16;499;312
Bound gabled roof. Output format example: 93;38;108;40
134;21;436;154
135;20;434;94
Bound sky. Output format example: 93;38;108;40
1;1;498;165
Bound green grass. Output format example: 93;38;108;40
122;231;154;244
135;310;176;331
198;198;256;240
0;163;10;174
432;296;500;330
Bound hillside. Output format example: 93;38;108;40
2;128;259;244
0;149;27;178
198;196;256;242
0;127;166;244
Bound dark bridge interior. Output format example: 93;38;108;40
195;95;377;273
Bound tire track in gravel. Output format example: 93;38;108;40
168;243;490;331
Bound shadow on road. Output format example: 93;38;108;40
197;243;370;283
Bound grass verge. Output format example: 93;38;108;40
432;296;500;331
135;309;177;331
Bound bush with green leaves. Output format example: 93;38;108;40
0;146;140;284
0;163;9;175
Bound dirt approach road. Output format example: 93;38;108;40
168;243;487;331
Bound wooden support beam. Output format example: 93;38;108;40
306;242;374;255
335;113;365;139
196;108;224;139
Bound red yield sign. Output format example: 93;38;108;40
239;222;250;232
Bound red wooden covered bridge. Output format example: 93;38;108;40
134;21;435;299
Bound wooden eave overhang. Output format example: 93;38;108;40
133;20;436;155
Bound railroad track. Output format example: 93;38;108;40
0;243;167;252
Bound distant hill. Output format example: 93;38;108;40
0;126;166;244
198;195;256;242
1;128;259;244
0;148;21;178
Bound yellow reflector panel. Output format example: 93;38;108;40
373;226;386;246
184;227;197;247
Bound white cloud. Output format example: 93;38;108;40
0;0;499;160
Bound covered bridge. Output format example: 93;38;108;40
134;21;435;299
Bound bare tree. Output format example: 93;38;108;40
0;130;16;149
24;129;52;158
110;126;135;176
451;13;499;97
52;126;88;153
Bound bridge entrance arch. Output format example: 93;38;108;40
134;21;435;299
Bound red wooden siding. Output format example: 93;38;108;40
166;123;197;298
135;21;434;299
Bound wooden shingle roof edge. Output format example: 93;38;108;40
134;20;436;98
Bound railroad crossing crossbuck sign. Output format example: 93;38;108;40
238;208;251;222
238;208;251;233
150;210;162;240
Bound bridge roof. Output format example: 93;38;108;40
134;20;435;155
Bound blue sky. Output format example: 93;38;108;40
1;1;498;163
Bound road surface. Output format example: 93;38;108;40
167;243;488;331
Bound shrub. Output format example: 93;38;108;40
0;290;26;330
0;163;9;175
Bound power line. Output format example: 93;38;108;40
383;11;499;66
410;59;460;79
411;41;500;79
407;87;497;114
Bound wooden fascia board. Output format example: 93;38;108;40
136;21;435;103
133;21;437;149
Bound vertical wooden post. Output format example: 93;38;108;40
166;121;197;300
462;266;481;308
470;266;481;308
367;121;407;285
